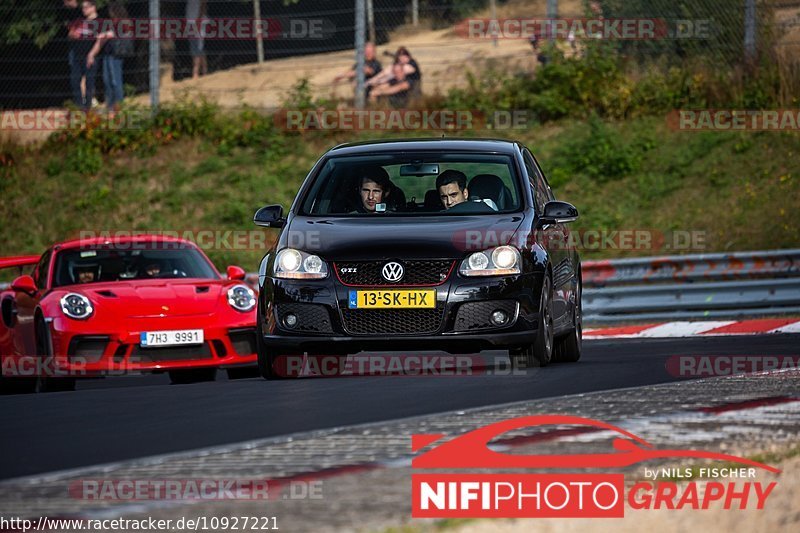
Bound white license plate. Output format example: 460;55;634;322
140;329;204;348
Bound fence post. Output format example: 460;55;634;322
254;0;264;64
546;0;558;41
412;0;419;27
744;0;756;63
149;0;160;111
367;0;376;44
355;0;366;109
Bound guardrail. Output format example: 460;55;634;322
583;249;800;323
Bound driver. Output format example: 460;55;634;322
73;263;99;284
353;167;392;213
436;170;469;210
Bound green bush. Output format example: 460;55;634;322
547;116;653;185
64;143;103;175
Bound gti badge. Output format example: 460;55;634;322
382;262;404;282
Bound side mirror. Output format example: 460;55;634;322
226;265;246;281
253;205;286;228
11;275;37;295
539;201;579;225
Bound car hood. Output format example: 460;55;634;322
63;279;226;318
284;214;528;261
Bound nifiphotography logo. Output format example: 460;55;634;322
411;415;779;518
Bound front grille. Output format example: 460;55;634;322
454;300;518;332
275;304;333;333
130;342;212;362
334;260;454;286
341;308;444;335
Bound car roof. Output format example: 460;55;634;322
326;138;521;157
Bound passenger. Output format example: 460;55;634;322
436;170;469;210
143;262;161;278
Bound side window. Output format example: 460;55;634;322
32;251;51;290
523;149;548;212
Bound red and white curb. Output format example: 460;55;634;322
584;318;800;339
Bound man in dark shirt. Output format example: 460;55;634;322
63;1;82;107
369;62;413;108
333;42;382;96
68;0;100;110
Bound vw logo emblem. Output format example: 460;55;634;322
382;262;404;282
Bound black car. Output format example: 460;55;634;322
253;139;581;378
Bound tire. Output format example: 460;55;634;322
510;274;554;368
226;367;259;380
554;276;582;363
168;368;217;384
35;318;76;393
0;370;37;395
256;311;279;380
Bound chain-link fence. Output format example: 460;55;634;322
0;0;797;112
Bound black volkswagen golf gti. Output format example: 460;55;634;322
253;139;581;378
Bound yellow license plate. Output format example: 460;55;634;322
348;289;436;309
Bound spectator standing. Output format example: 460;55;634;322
87;1;132;113
69;0;101;110
186;0;208;79
62;0;82;106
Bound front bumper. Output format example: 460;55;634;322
48;317;257;375
261;271;544;355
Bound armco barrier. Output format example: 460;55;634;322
583;249;800;323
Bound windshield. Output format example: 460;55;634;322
53;244;219;287
300;153;522;216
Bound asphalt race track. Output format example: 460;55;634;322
1;335;798;480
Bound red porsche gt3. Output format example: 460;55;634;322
0;235;258;392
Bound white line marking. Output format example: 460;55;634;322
770;320;800;334
634;321;735;338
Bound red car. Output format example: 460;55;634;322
0;235;258;392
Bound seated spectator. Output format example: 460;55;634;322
333;42;382;93
369;62;413;108
367;47;421;90
396;47;421;92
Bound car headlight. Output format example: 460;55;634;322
227;285;256;312
60;293;94;320
459;245;522;276
274;248;328;279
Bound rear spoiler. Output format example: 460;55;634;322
0;255;40;271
